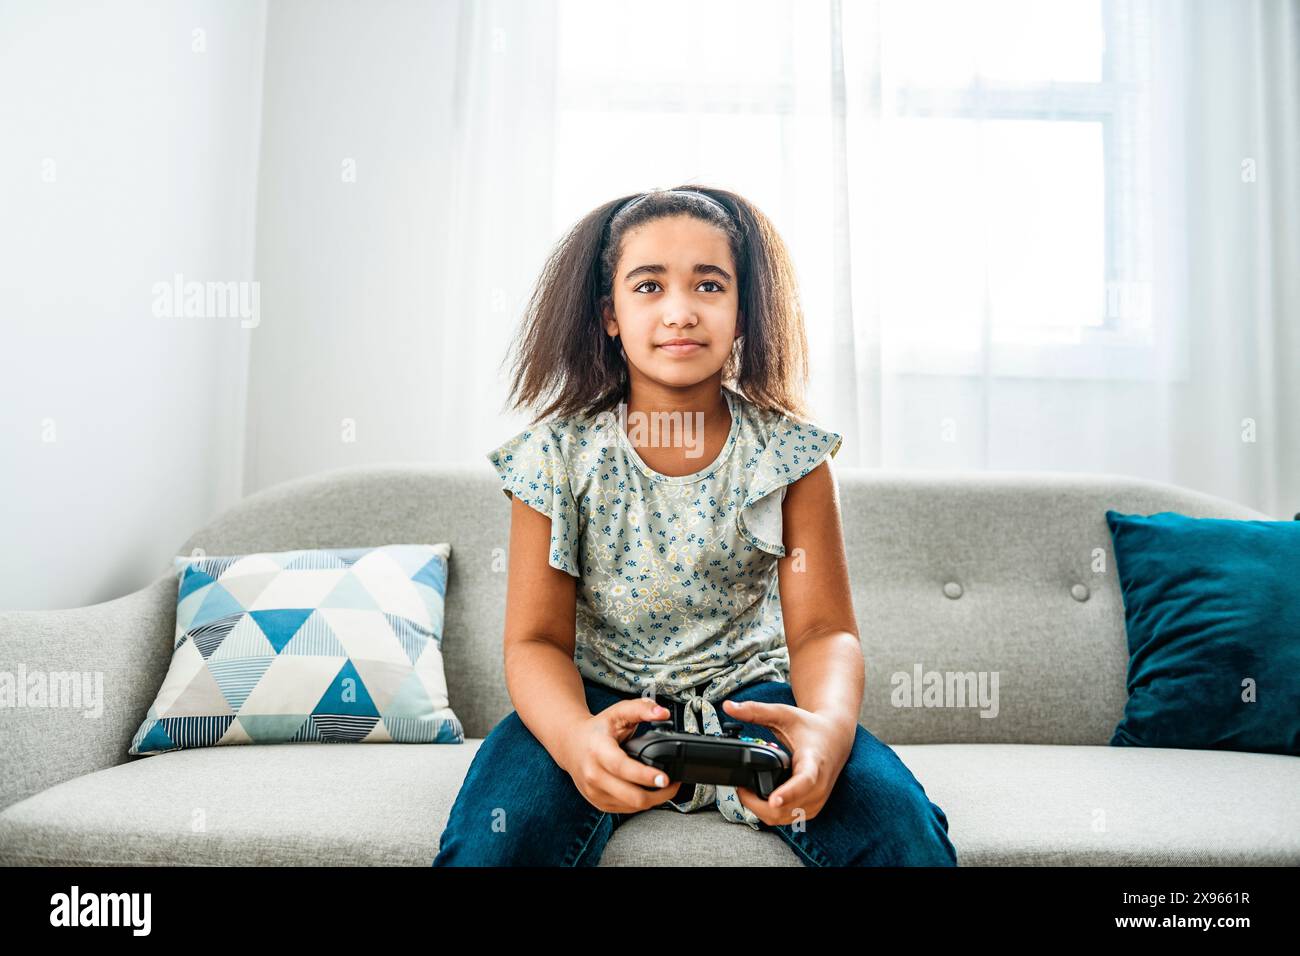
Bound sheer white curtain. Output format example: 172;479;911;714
246;0;565;489
250;0;1298;520
827;0;1300;517
540;0;1299;517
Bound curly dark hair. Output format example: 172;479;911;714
496;184;813;424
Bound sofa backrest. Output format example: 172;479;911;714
178;464;1273;745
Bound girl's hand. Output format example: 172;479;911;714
720;698;855;826
560;699;683;814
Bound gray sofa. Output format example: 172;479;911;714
2;463;1297;866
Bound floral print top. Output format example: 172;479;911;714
487;385;843;828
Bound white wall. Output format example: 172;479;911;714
244;0;468;494
0;0;267;610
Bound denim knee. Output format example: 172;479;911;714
770;722;960;867
435;801;615;867
812;787;958;867
433;709;618;866
893;797;959;866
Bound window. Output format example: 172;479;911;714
875;0;1159;378
553;0;1162;382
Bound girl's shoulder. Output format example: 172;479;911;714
730;387;843;462
485;414;590;578
486;408;609;481
727;388;844;557
729;387;844;498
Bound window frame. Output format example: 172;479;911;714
883;0;1179;382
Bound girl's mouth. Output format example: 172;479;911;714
659;343;704;355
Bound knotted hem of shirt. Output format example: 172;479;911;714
656;689;763;830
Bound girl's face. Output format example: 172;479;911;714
602;214;742;391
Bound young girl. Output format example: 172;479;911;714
433;186;957;867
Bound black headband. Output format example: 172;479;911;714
615;188;730;220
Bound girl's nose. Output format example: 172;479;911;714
662;307;699;326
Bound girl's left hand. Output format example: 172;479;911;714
720;698;855;826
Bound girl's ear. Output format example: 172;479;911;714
601;298;619;336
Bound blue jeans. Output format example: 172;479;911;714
433;675;958;866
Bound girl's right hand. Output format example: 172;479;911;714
561;698;683;814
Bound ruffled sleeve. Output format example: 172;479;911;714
737;417;843;558
486;422;582;577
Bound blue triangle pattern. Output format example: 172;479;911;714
129;544;463;755
178;566;216;602
283;550;349;571
192;583;245;630
187;612;244;659
411;553;447;591
313;658;380;718
249;608;315;654
386;613;432;663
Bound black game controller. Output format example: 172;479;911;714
622;718;792;800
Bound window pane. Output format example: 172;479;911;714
880;118;1106;354
984;119;1105;343
881;0;1104;86
551;109;787;235
558;0;795;89
880;119;986;354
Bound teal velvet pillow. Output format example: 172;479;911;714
1105;510;1300;756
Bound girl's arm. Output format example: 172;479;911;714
720;459;862;822
776;460;863;735
502;495;589;771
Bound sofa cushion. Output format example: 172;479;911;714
1105;510;1300;756
0;741;797;866
899;743;1300;866
1;742;1296;866
127;544;463;756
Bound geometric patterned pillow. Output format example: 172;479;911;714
128;543;464;756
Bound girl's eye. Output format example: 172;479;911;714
633;280;726;293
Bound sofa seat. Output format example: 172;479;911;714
1;739;1295;867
